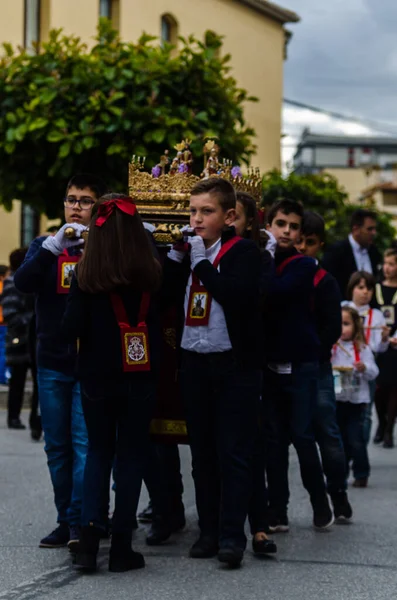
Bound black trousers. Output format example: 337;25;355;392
180;350;261;550
264;363;327;516
81;377;156;538
144;442;184;518
7;362;39;426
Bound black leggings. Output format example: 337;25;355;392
375;385;397;438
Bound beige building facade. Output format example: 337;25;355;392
0;0;298;262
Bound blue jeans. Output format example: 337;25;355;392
37;367;88;526
81;376;156;538
264;362;326;515
315;362;347;494
336;402;370;481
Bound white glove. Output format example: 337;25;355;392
42;223;87;256
189;235;207;269
264;230;277;258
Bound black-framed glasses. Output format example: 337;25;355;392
64;196;95;210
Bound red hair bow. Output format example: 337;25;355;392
96;197;137;227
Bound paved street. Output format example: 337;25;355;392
1;408;397;600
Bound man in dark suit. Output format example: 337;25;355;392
322;209;381;298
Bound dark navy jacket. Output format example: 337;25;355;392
265;248;320;364
14;237;80;376
162;229;264;370
313;267;342;363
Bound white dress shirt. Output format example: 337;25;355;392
170;239;232;354
348;234;372;274
342;301;389;354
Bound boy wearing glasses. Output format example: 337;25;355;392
15;174;108;549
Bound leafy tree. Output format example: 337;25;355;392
0;20;257;217
262;170;396;252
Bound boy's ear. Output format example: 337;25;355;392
225;208;236;225
266;223;271;231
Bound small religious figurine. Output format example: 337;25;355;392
182;139;193;174
204;147;220;177
169;155;180;176
159;150;170;175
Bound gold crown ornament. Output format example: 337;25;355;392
128;139;262;244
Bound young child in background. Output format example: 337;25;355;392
332;307;379;489
343;271;390;465
297;211;352;522
344;272;389;355
373;249;397;448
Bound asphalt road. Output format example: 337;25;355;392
1;408;397;600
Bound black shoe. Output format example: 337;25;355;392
189;535;219;559
68;525;81;553
383;435;394;449
31;428;42;441
73;526;101;572
268;514;289;533
373;426;385;444
218;545;244;567
352;478;368;488
331;491;353;523
146;516;172;546
8;418;26;430
39;523;70;548
138;502;154;523
109;534;145;572
252;534;277;555
312;495;334;530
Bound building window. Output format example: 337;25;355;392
24;0;41;49
161;14;178;46
21;205;40;247
99;0;112;18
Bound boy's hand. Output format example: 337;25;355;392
189;235;206;269
42;223;87;256
381;325;392;342
389;337;397;348
354;361;366;373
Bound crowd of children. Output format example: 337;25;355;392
10;173;397;574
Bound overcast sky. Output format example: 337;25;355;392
280;0;397;167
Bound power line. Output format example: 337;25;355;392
283;98;397;137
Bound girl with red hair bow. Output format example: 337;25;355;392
61;193;162;574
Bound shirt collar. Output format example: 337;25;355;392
349;233;367;254
205;238;221;257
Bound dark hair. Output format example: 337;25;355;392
346;270;376;300
9;248;28;272
301;210;325;242
350;208;377;230
341;306;366;348
0;265;8;278
66;173;108;201
190;177;236;211
77;193;162;294
267;199;303;225
236;192;260;245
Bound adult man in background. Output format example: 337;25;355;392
322;209;381;298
